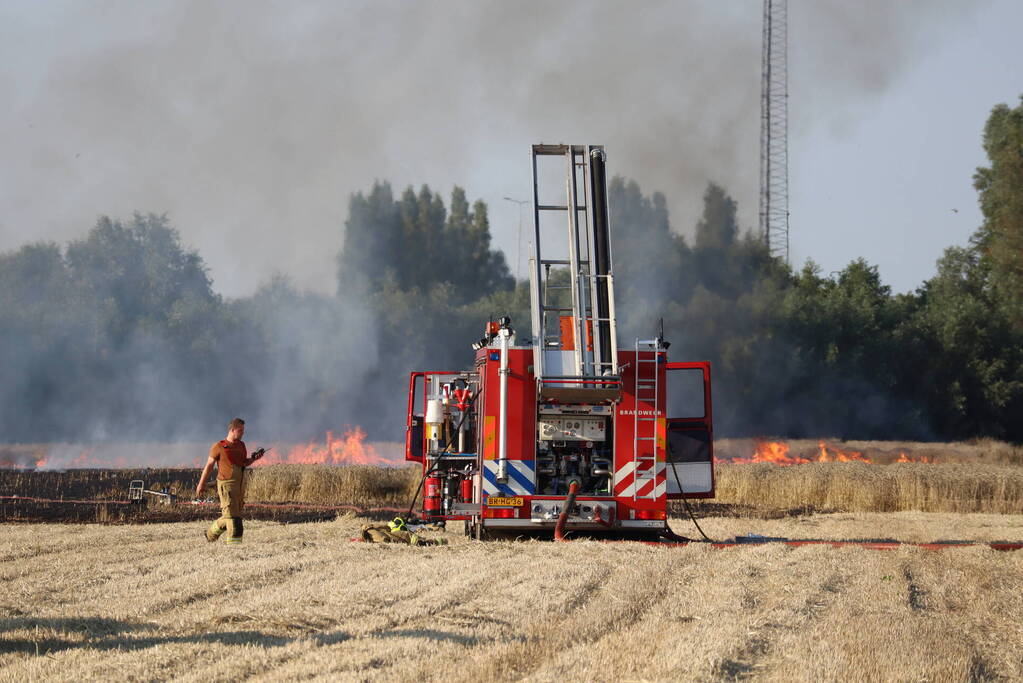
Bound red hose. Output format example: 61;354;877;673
553;482;579;542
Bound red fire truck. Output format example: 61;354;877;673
405;145;714;539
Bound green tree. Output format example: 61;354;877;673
337;182;400;295
973;96;1023;332
609;176;688;336
694;183;738;252
444;186;473;288
0;243;93;439
0;242;80;343
465;199;513;295
693;182;766;300
65;213;217;349
0;215;236;441
907;247;1023;438
337;184;512;298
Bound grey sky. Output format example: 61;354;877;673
790;0;1021;290
1;0;1018;297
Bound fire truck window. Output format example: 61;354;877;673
667;427;710;463
666;368;705;419
411;375;424;416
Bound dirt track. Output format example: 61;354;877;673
2;513;1022;681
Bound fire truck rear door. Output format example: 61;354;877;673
405;372;425;463
665;362;714;498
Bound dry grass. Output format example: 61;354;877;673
241;459;1023;517
4;440;1023;522
842;437;1023;465
0;465;421;509
243;464;420;507
711;462;1023;514
715;437;1023;465
5;459;1023;520
1;514;1021;681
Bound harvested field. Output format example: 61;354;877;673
0;499;343;525
5;457;1023;525
1;513;1022;681
4;453;1022;679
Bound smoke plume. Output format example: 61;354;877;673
0;1;978;296
0;1;991;450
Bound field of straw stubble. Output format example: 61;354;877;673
3;439;1023;680
2;513;1022;681
242;459;1023;516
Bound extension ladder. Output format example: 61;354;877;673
528;144;619;401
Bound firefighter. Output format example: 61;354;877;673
196;418;265;544
360;518;448;546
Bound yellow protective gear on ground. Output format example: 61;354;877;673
207;478;245;543
360;523;447;546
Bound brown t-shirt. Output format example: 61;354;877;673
210;439;247;481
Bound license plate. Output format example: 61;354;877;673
486;496;523;507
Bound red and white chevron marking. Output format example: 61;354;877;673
613;460;666;499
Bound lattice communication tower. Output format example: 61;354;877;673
759;0;789;262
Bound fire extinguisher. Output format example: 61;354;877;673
460;473;474;503
424;474;441;513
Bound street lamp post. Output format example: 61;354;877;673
503;196;530;282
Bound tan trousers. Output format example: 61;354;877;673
207;478;244;543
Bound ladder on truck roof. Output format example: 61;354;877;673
528;144;620;403
632;338;663;500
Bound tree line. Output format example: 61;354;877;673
1;97;1021;443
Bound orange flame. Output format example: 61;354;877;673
33;447;131;470
70;448;96;468
816;440;870;463
259;427;392;466
895;452;932;463
729;441;810;465
723;440;938;466
18;427;396;470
